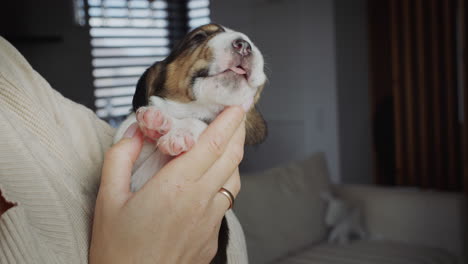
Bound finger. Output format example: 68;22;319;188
200;120;245;193
222;168;241;198
100;123;143;202
158;106;245;180
211;169;241;219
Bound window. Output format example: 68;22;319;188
187;0;211;29
87;0;210;126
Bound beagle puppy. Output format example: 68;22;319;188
114;23;267;263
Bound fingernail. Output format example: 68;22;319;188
123;122;139;138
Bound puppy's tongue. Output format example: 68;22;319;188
230;66;246;75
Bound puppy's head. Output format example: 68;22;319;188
133;23;267;144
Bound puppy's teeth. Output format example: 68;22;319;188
229;66;246;75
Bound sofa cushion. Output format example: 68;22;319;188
333;184;468;262
273;241;458;264
234;152;331;264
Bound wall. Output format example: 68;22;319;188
211;0;341;182
0;0;95;109
334;0;372;183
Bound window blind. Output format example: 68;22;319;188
87;0;210;126
187;0;210;29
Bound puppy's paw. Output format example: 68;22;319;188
156;118;207;156
136;106;172;140
157;129;195;156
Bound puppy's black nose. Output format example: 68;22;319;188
232;38;252;56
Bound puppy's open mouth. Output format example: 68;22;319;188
202;63;249;80
228;65;246;75
223;65;248;80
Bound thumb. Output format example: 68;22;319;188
100;122;143;203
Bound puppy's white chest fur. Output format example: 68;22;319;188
149;96;224;122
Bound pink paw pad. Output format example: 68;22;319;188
136;107;172;140
158;131;196;156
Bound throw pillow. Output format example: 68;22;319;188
234;152;331;263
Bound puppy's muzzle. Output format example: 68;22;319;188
232;38;252;57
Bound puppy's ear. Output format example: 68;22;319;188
132;62;167;112
245;107;267;145
132;68;150;112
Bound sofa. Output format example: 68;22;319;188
234;153;467;264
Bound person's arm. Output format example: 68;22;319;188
89;106;245;264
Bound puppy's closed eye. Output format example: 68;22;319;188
191;32;208;42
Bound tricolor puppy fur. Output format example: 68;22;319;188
114;23;267;264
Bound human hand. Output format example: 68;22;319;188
89;106;246;264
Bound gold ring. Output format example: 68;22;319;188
219;187;235;209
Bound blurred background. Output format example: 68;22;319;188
0;1;467;262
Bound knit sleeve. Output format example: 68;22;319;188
0;36;113;263
0;208;61;264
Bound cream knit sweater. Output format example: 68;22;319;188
0;37;248;264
